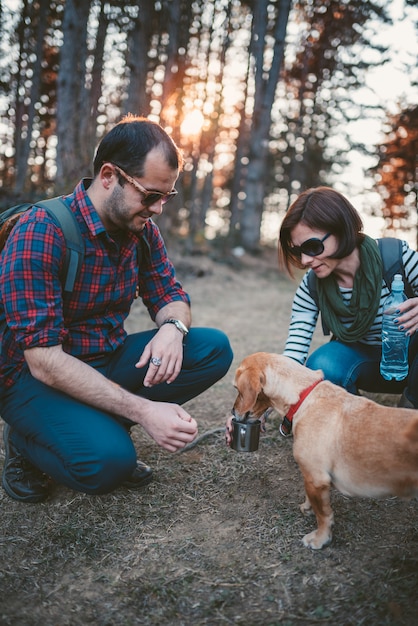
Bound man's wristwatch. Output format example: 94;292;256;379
161;318;189;337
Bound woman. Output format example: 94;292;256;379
279;186;418;408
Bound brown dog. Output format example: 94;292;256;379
230;352;418;549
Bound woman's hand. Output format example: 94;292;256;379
225;414;233;447
395;297;418;335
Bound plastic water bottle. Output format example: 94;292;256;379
380;274;409;381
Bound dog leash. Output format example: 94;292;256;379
280;378;323;437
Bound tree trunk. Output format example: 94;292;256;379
14;0;49;196
78;0;108;170
56;0;91;190
228;57;251;241
240;0;292;252
123;1;154;117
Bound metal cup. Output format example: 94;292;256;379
231;417;261;452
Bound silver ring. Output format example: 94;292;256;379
150;356;162;367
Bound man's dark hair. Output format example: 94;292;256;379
93;114;183;177
279;186;364;275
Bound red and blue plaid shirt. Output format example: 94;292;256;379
0;179;190;389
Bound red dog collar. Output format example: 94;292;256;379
286;378;323;422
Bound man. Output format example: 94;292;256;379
0;115;233;502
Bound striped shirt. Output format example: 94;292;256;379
283;240;418;364
0;179;190;389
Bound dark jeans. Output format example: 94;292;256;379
0;328;233;494
306;333;418;405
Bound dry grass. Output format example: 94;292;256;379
1;248;418;625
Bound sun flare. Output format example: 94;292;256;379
180;109;205;138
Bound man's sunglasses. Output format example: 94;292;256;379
290;232;331;258
113;164;178;208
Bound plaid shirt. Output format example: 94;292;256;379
0;179;190;390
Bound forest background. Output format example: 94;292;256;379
1;4;418;623
0;0;417;254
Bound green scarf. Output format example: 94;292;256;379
318;235;383;342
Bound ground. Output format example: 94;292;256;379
1;247;417;626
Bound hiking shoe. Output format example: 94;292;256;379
2;424;53;503
122;460;153;489
279;417;292;438
398;389;415;409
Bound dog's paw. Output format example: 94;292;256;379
302;530;332;550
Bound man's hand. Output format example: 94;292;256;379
136;323;185;387
139;401;198;452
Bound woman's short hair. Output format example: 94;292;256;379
278;186;364;274
93;114;183;177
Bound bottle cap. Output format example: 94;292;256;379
392;274;404;290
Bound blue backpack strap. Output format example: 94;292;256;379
377;237;413;298
307;269;318;304
137;231;151;266
36;198;85;293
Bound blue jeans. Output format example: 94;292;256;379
306;334;418;405
0;328;233;494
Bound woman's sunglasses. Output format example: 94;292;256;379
112;164;178;208
290;232;331;258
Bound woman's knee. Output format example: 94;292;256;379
306;345;348;387
307;346;335;375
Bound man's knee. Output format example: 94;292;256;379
187;327;233;381
64;440;137;495
213;329;234;376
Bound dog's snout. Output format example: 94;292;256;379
231;406;251;421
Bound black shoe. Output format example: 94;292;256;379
279;417;293;437
122;460;153;489
2;424;52;503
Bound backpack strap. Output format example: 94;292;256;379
377;237;413;298
307;269;330;335
307;268;318;305
35;198;85;293
136;231;151;266
133;231;152;299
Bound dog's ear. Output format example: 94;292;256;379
234;366;263;413
261;356;301;414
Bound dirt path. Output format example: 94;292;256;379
1;249;417;626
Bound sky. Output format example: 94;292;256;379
337;0;418;243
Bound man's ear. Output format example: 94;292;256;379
99;162;117;190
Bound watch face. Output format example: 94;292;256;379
165;319;188;335
175;320;188;335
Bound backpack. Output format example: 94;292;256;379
307;237;414;336
0;197;151;294
0;198;84;293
